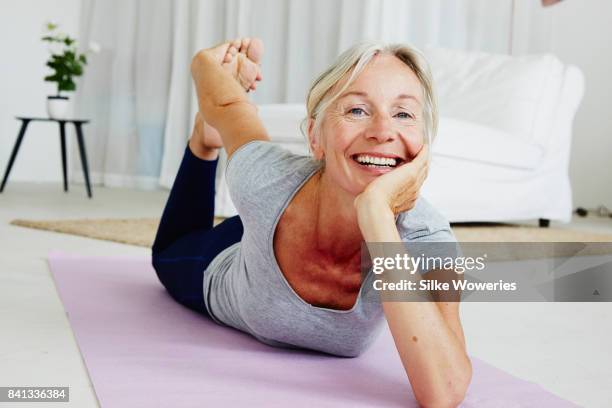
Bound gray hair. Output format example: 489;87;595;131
300;42;438;156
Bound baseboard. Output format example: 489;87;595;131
70;170;160;190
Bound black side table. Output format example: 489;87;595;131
0;117;93;198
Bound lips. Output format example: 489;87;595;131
351;153;405;169
350;153;404;176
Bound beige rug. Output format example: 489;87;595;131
10;217;612;248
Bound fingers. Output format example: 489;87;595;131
412;143;430;167
396;143;429;182
395;148;429;179
224;37;263;86
239;37;251;54
223;50;234;64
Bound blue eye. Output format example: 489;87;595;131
348;107;366;117
395;112;414;119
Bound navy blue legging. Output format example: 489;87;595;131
151;144;243;316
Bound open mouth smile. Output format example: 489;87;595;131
350;153;405;169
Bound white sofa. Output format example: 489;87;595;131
214;47;585;225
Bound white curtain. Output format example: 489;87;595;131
73;0;517;210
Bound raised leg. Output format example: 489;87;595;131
152;144;219;254
59;121;68;192
150;37;264;315
188;37;264;161
151;142;244;315
0;119;30;193
74;123;92;198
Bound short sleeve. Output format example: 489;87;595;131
397;198;462;274
224;140;316;229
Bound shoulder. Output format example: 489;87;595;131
225;140;317;188
226;140;302;172
224;140;321;231
395;197;456;242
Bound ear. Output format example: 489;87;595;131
307;118;325;161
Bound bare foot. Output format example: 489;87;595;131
207;37;263;91
223;37;264;91
189;38;264;160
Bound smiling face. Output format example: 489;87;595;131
308;53;426;196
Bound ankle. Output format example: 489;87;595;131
188;138;219;161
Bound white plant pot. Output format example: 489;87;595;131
46;96;70;119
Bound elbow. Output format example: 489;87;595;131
416;388;467;408
417;391;466;408
415;362;472;408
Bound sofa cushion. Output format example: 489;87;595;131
425;47;564;148
433;117;543;170
258;104;308;143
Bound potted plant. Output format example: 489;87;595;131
42;22;99;119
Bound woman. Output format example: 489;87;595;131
152;38;472;407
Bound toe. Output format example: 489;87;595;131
207;41;233;64
246;38;264;63
239;37;251;54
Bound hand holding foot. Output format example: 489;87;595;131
220;38;263;92
189;38;264;160
194;37;264;92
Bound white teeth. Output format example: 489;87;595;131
354;154;397;167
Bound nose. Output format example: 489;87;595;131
364;113;396;143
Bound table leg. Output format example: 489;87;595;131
59;121;68;192
74;123;93;198
0;119;31;193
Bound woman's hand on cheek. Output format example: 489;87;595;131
354;144;429;216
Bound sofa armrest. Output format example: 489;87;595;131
544;65;585;164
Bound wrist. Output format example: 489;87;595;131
354;192;390;216
355;193;395;231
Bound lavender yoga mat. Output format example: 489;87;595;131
47;253;577;408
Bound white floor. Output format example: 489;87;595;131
1;182;611;407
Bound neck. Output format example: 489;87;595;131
311;171;364;261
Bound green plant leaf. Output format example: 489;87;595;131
59;79;76;92
41;25;87;93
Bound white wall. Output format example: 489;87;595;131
514;0;612;208
548;0;612;209
0;0;81;185
1;0;610;209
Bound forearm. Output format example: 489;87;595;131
356;197;471;407
190;51;268;157
382;302;471;406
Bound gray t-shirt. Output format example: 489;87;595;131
203;141;457;357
